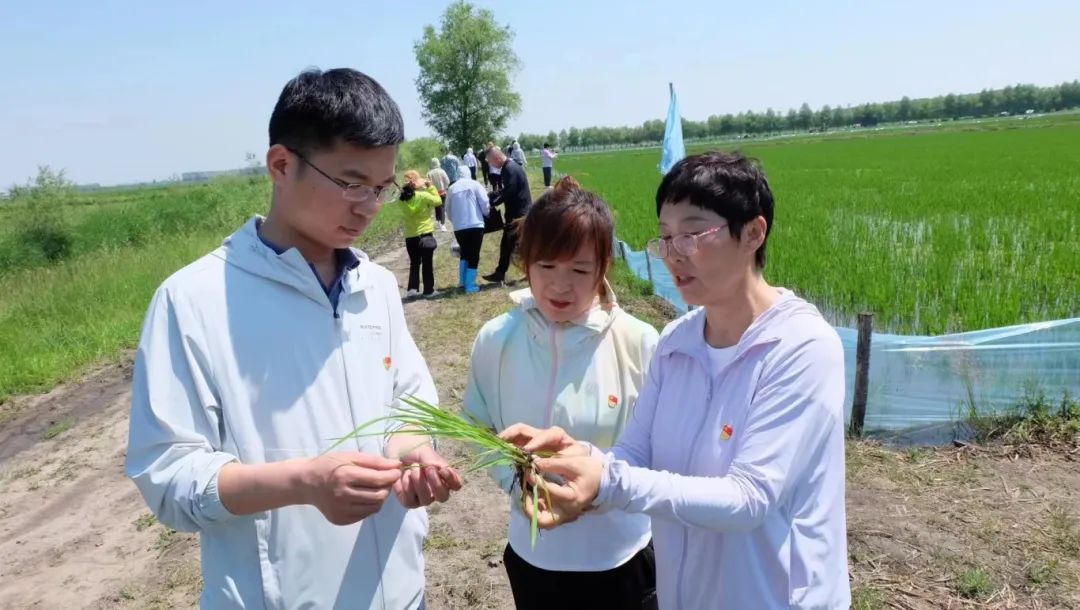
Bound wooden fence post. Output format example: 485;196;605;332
849;312;873;438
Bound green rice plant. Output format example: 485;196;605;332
559;114;1080;334
326;395;557;547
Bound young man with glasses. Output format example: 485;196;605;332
125;68;462;610
500;151;850;610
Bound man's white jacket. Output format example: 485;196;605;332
125;217;434;609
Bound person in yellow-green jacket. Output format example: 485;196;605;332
399;170;443;298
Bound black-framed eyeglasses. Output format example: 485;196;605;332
646;225;728;259
288;148;400;204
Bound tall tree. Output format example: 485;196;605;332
831;105;848;127
414;1;521;152
797;103;814;130
785;108;798;131
817;105;832;130
898;96;912;121
763;108;781;133
566;127;581;147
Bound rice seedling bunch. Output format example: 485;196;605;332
326;394;556;546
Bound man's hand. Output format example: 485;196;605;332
522;454;604;529
387;437;464;508
300;452;403;526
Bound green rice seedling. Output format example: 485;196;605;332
326;394;556;547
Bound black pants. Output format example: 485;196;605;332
480;163;490;185
543;166;552;187
493;218;519;277
503;542;658;610
489;172;502;192
435;194;445;224
404;234;435;294
468;166;477;180
454;228;483;269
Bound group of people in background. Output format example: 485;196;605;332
397;138;545;298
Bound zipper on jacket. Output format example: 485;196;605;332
332;301;388;608
542;325;561;428
677;364;715;610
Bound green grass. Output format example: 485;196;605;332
153;526;179;552
558;114;1080;334
1049;505;1080;556
964;389;1080;447
0;178;403;404
0;179;269;275
0;232;229;404
849;585;885;610
1028;558;1061;587
954;566;996;600
133;513;157;532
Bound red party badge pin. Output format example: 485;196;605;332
383;356;392;370
607;394;619;409
720;423;734;441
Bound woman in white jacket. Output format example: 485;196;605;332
464;177;660;609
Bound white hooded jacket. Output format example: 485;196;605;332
464;287;657;571
125;217;435;610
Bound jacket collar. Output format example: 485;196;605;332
510;279;619;335
217;216;377;308
658;290;806;375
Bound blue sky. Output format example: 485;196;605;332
1;0;1077;187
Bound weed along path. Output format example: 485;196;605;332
1;232;1078;609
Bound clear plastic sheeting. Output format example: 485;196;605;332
616;240;1080;434
617;240;691;314
835;319;1080;432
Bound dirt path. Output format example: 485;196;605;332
1;232;1078;610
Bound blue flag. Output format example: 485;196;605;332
659;84;686;175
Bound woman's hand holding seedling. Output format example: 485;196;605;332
522;454;603;528
499;424;581;455
500;423;604;529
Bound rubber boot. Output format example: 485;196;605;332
464;267;480;294
458;259;467;288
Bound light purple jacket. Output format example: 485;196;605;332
592;290;850;610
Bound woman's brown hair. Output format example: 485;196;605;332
516;176;614;297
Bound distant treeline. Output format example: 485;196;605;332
513;80;1080;150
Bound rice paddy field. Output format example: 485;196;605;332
558;114;1080;335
